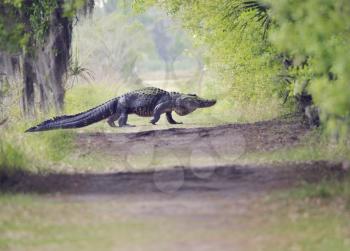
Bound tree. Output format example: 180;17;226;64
73;12;151;85
135;0;350;136
151;18;185;82
269;0;350;136
0;0;94;116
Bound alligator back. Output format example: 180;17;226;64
124;87;169;117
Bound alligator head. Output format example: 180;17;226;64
174;93;216;116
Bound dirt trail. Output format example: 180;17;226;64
4;117;343;197
3;117;347;251
76;116;308;157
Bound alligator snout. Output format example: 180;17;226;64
200;99;216;108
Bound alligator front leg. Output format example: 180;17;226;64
166;112;182;124
150;102;172;125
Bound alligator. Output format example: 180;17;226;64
25;87;216;132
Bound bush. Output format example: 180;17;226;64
0;121;75;175
0;140;26;170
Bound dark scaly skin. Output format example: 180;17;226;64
26;87;216;132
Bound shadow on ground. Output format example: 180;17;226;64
0;161;345;196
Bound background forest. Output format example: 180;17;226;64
1;1;350;250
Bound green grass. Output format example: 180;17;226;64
261;171;350;251
238;129;350;165
0;194;161;251
1;192;350;251
274;171;350;214
263;206;350;251
239;143;349;165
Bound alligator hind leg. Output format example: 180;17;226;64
107;113;120;127
117;97;135;127
118;113;135;127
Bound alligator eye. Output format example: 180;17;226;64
188;94;197;96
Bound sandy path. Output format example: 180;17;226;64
2;117;345;251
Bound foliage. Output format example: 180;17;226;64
72;12;153;83
67;55;95;88
0;121;74;174
268;0;350;138
223;0;271;39
134;0;350;137
0;1;27;53
63;0;94;17
0;140;26;171
29;0;58;44
0;0;87;50
135;0;287;118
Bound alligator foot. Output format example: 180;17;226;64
107;121;117;127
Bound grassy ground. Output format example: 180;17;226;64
1;189;350;251
239;130;350;165
1;136;350;251
1;82;350;251
0;195;161;251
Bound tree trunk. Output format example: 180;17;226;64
50;1;73;111
39;83;48;113
21;1;36;117
22;49;35;116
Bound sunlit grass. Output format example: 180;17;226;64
0;122;75;175
0;194;159;251
1;191;350;251
261;205;350;251
238;129;350;165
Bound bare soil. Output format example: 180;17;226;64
3;117;344;195
2;117;346;251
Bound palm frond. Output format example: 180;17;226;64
66;56;95;89
224;0;271;39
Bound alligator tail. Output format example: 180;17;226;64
25;98;118;132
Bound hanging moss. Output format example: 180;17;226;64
29;0;58;45
0;0;95;116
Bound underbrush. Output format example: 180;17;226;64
0;122;75;176
0;140;27;183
